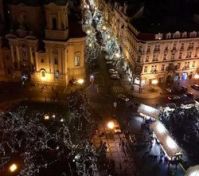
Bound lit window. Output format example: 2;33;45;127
145;56;149;62
144;66;148;73
54;58;58;65
163;53;167;61
161;64;165;71
42;71;45;77
192;61;195;67
55;70;59;79
179;52;182;59
177;63;181;69
74;55;80;66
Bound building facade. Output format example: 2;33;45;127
96;0;199;89
0;0;86;86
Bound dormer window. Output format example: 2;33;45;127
166;33;171;39
155;33;163;40
173;31;180;38
182;32;187;38
190;31;197;38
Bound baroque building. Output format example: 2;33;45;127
96;0;199;89
0;0;86;86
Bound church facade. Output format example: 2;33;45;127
0;0;86;86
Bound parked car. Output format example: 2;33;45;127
108;69;118;74
110;74;120;80
191;84;199;91
114;126;122;134
166;103;177;108
165;88;172;93
185;92;194;98
167;86;187;94
168;95;181;101
117;94;130;102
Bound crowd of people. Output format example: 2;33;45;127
160;105;199;165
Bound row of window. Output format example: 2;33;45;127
40;55;81;67
41;70;59;79
143;61;196;73
145;42;197;53
143;51;198;63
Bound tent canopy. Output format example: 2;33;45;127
150;121;182;160
185;165;199;176
138;104;160;119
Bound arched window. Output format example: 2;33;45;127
182;32;187;38
42;71;45;77
52;17;57;30
166;33;171;39
74;52;81;66
173;31;180;38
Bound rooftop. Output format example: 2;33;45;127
131;16;199;34
111;0;199;34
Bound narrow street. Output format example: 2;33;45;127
86;40;138;175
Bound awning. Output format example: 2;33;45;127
138;104;160;120
150;121;182;160
185;165;199;176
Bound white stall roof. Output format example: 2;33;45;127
138;104;160;119
150;121;182;160
185;165;199;176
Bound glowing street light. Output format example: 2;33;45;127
194;74;199;79
44;114;50;120
107;121;115;129
9;163;18;173
102;25;107;30
52;114;56;119
151;79;158;85
115;53;121;58
86;29;91;35
76;78;85;85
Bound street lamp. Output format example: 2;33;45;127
102;25;107;31
86;29;91;35
115;52;121;58
44;114;50;120
60;118;64;122
52;114;56;119
76;78;85;85
9;163;18;173
107;121;115;130
151;79;158;85
89;43;93;47
194;74;199;79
